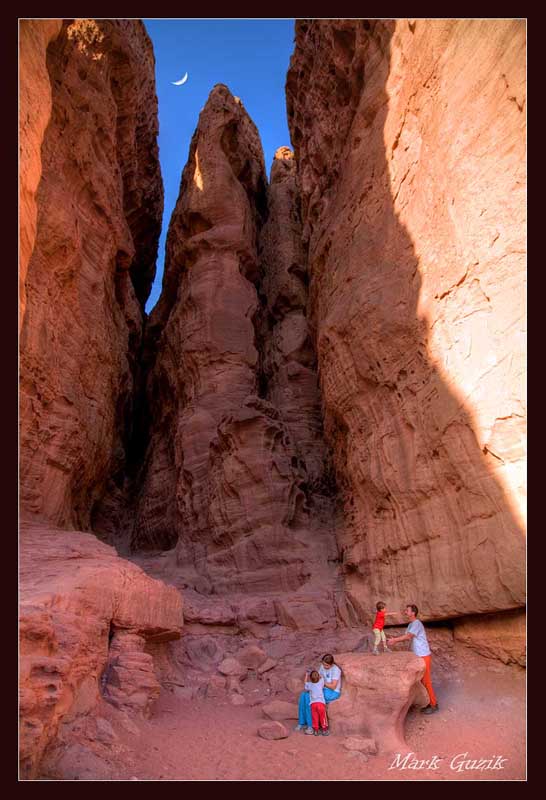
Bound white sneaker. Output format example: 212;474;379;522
372;649;380;656
305;727;314;735
294;724;305;732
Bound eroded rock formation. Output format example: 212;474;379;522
453;608;526;666
19;519;182;780
286;19;526;621
328;652;428;752
19;19;163;531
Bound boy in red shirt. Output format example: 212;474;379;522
372;601;396;655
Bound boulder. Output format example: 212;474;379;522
258;721;289;740
217;657;247;677
236;644;268;669
326;652;426;753
231;694;246;706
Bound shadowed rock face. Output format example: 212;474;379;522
286;19;526;621
115;87;340;600
19;20;163;531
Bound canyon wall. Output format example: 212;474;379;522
286;19;526;622
116;87;340;607
19;19;63;332
20;20;163;530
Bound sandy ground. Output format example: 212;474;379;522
101;659;525;781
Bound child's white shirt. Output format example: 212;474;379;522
304;677;325;704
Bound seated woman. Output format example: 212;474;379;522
295;653;342;734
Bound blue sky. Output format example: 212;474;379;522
143;19;296;312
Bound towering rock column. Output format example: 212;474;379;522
130;86;334;596
287;19;526;621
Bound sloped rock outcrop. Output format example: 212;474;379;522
286;19;526;621
19;19;163;532
19;518;182;779
453;608;526;666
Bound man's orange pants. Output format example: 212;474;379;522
421;655;437;707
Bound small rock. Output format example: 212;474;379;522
258;721;289;740
237;645;268;669
218;657;247;677
226;676;243;694
231;694;246;706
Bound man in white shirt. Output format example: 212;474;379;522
388;604;439;714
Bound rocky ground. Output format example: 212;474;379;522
36;643;525;781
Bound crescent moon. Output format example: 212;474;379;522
172;72;188;86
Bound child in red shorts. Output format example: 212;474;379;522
304;670;329;736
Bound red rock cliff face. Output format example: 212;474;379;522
19;20;63;333
119;87;339;603
19;20;163;530
286;19;526;621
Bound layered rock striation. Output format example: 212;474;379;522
286;19;526;621
19;19;163;531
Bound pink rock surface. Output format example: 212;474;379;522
286;19;526;621
19;20;163;531
453;608;526;666
19;518;182;779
